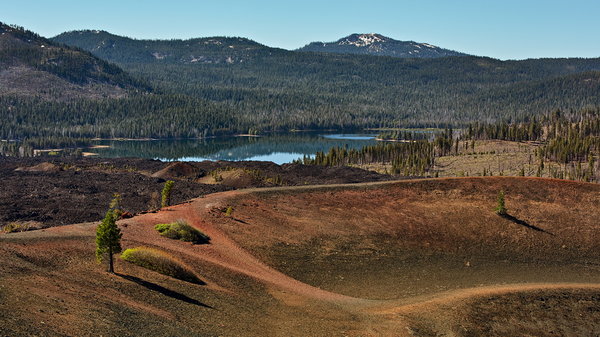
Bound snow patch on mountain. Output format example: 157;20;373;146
152;52;167;60
203;39;222;45
339;33;387;47
298;33;468;58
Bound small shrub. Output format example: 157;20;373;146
210;169;224;182
120;247;200;283
154;220;210;244
1;221;43;233
2;222;27;233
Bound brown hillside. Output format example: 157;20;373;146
151;161;202;180
1;177;599;336
223;177;600;299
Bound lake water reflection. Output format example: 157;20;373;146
91;133;379;164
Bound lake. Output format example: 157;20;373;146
90;133;380;165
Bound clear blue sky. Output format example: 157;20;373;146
2;0;599;60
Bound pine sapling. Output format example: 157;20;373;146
161;180;174;208
495;190;507;215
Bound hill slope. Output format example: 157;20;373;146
53;30;600;130
2;25;600;142
0;23;146;100
53;30;280;65
298;33;468;58
1;177;599;336
0;24;243;141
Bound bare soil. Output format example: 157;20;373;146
1;177;599;336
221;178;600;298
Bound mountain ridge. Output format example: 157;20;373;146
0;22;148;100
2;23;600;142
298;33;468;58
49;28;600;133
53;30;281;65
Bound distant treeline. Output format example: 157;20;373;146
0;94;234;140
377;130;436;141
298;129;455;175
303;107;600;182
0;137;91;157
464;107;600;165
464;107;600;181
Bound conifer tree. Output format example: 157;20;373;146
161;180;174;208
495;190;507;215
96;194;123;273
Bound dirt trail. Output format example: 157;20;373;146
368;282;600;313
7;177;600;336
33;178;600;298
133;177;600;320
121;190;373;306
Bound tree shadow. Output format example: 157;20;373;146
116;273;213;309
500;213;555;236
233;218;249;224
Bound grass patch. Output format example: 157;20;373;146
2;223;28;233
1;221;42;233
209;167;284;186
120;247;201;284
154;220;210;244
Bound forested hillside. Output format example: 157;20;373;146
53;30;277;65
0;23;145;99
0;24;233;144
2;24;600;148
54;30;600;130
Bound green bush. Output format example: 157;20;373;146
154;220;210;244
120;247;200;283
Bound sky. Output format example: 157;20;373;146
2;0;600;60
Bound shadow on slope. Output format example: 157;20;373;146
500;213;555;235
117;273;213;309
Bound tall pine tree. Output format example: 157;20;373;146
96;194;123;273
